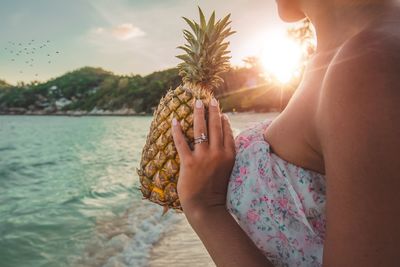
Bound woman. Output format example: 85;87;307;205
171;0;400;266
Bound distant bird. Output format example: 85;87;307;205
4;39;60;77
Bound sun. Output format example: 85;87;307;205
260;31;304;84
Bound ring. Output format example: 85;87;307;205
194;132;208;145
194;138;208;145
194;133;207;141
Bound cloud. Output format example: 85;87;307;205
92;23;145;41
111;23;145;40
94;27;105;34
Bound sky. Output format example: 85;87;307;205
0;0;292;84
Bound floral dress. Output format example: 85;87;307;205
226;119;326;267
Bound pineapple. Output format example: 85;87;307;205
137;7;235;213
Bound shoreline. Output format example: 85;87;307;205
0;110;276;117
0;110;150;117
0;113;151;117
149;215;215;267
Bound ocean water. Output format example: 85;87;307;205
0;116;182;267
0;113;278;267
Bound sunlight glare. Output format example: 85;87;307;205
260;31;303;83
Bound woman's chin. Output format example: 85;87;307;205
276;1;306;22
280;15;305;22
278;10;306;22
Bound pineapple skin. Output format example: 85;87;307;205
137;7;234;213
137;83;212;211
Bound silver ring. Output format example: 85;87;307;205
194;132;208;145
194;139;208;145
194;133;207;141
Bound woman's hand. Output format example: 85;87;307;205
171;99;271;267
171;97;236;217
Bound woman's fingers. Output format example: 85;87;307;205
193;99;208;153
208;97;223;149
172;118;192;159
222;114;235;154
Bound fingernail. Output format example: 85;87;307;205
195;99;203;108
211;97;218;107
222;114;229;121
172;117;178;126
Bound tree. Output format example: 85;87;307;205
288;18;316;61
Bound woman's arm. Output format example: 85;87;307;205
317;31;400;266
172;99;273;267
185;205;272;267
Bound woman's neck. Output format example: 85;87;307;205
305;0;396;53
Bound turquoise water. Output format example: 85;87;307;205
0;116;180;267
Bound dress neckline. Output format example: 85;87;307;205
257;120;326;177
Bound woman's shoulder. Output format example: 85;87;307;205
331;18;400;71
321;19;400;96
316;17;400;144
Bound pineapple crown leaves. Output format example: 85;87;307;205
176;7;236;90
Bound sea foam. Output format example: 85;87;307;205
72;201;182;267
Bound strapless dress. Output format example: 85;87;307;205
226;119;326;267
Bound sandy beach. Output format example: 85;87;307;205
149;215;215;267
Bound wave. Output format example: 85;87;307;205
71;202;182;267
0;145;16;152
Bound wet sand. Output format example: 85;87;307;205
149;215;215;267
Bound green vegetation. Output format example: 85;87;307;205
0;64;303;115
0;67;182;114
0;80;12;90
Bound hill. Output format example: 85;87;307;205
0;80;12;90
0;67;182;115
0;66;298;115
